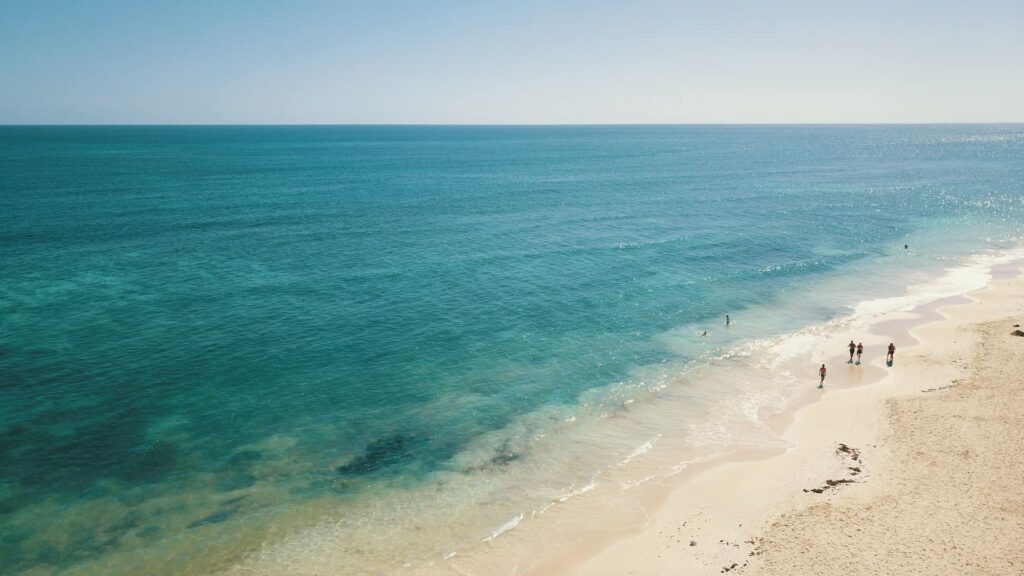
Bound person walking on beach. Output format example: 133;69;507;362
856;342;864;365
887;342;896;364
818;364;827;388
848;340;856;363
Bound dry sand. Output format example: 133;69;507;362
557;269;1024;575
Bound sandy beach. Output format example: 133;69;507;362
533;261;1024;575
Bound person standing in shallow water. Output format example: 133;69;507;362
856;342;864;365
848;340;856;363
726;314;730;326
818;364;827;388
887;342;896;364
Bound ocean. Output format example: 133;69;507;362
1;125;1022;575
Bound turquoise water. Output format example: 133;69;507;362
1;125;1022;574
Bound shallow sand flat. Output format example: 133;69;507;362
560;270;1024;575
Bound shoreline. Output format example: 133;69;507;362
390;248;1024;576
215;247;1024;576
533;257;1024;575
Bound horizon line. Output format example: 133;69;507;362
2;121;1024;128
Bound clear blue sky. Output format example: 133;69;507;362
2;0;1022;124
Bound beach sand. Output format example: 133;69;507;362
546;266;1024;575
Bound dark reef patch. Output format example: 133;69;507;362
187;509;234;529
216;472;258;491
336;434;430;475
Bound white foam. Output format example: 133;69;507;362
749;246;1024;373
618;473;658;490
618;435;660;466
482;513;524;542
853;247;1024;320
555;479;597;503
666;453;717;477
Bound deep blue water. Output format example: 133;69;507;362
1;125;1022;574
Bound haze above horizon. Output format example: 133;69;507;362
2;0;1022;125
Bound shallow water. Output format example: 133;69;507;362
1;125;1022;574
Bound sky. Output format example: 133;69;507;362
1;0;1023;124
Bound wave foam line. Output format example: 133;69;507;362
618;435;661;466
482;513;524;542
